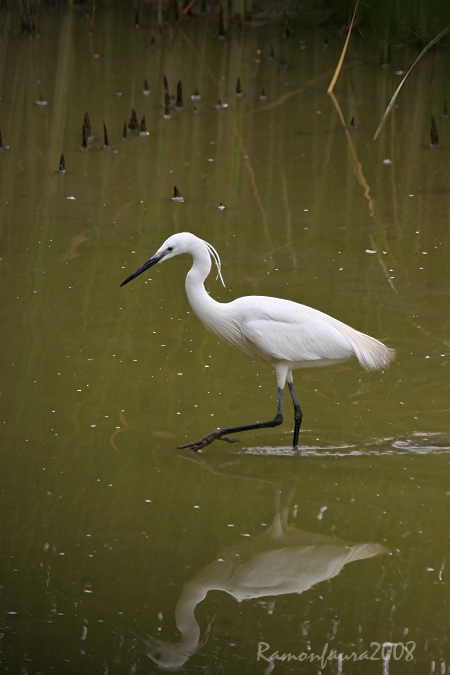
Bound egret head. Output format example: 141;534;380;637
142;611;214;670
120;232;225;287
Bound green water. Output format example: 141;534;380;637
1;4;449;673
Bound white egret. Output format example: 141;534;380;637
120;232;395;451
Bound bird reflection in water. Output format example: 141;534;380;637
143;458;387;670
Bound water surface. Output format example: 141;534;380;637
1;4;449;673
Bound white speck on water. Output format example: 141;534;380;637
317;506;327;520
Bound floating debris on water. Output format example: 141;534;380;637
172;186;184;202
259;88;267;101
58;154;66;173
128;108;139;131
143;80;150;95
235;77;243;97
81;123;89;151
36;95;48;106
103;122;112;149
191;88;201;100
139;115;149;136
0;130;9;151
383;158;392;165
175;80;183;110
218;202;225;210
164;92;172;118
348;116;357;130
83;113;94;141
430;115;440;148
441;101;448;119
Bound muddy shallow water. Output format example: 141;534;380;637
1;4;449;673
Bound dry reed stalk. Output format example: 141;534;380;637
327;0;360;94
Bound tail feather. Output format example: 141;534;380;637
350;331;395;370
334;321;396;371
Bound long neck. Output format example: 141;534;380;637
145;585;204;669
174;582;206;644
185;246;221;330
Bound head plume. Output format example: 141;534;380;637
204;240;225;288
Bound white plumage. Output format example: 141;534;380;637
121;232;395;450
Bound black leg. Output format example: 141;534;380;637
288;381;303;447
177;387;284;451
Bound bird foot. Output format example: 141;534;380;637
177;430;240;452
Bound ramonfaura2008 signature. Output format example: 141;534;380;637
256;640;416;668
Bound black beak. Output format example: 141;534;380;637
120;252;164;287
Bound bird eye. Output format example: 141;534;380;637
167;246;174;252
